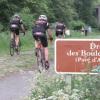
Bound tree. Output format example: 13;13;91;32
74;0;97;26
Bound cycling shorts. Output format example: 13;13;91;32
33;33;48;47
56;31;63;37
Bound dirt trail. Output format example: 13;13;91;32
0;70;37;100
0;63;55;100
0;49;55;100
0;49;70;100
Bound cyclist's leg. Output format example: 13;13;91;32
11;32;14;40
10;28;15;40
40;36;48;60
56;31;63;38
15;29;19;49
33;35;39;56
61;32;64;38
10;29;16;47
40;35;50;69
56;31;59;38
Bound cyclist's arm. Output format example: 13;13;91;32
46;22;53;40
21;24;25;32
20;20;26;35
21;24;26;35
47;28;53;41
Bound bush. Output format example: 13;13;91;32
30;74;70;100
72;75;100;100
29;74;100;100
19;13;34;30
70;20;85;30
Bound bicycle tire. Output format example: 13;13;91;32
15;39;21;55
36;48;45;73
41;48;45;68
15;45;20;55
10;40;15;56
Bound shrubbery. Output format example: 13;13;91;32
29;74;100;100
19;12;34;30
70;20;85;30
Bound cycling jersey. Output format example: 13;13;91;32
10;17;23;30
56;22;65;37
56;22;65;32
10;17;23;35
32;19;49;47
32;19;49;34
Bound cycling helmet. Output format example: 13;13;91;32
13;14;20;19
38;15;47;20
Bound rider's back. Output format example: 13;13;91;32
56;22;65;32
33;19;49;34
10;17;22;29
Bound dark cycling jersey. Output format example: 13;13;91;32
32;19;49;34
56;22;65;32
10;17;23;30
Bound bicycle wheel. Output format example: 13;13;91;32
41;48;45;69
36;48;45;73
10;39;15;56
15;40;21;55
15;46;20;55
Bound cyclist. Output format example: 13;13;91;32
32;15;53;70
9;14;25;50
55;20;65;38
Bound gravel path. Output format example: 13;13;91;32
0;48;71;100
0;70;37;100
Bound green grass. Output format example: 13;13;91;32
65;30;100;39
0;31;34;55
0;30;100;55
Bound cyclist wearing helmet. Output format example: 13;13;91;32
32;15;53;70
56;20;65;38
9;14;25;50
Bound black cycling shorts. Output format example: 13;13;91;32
10;28;19;35
56;31;63;37
33;33;48;47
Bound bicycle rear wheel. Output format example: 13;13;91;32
10;39;15;56
36;48;45;73
15;40;21;55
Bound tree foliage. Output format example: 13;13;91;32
0;0;99;31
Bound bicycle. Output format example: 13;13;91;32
10;33;21;56
35;40;46;73
34;31;53;73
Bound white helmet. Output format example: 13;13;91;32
14;14;20;19
39;15;47;20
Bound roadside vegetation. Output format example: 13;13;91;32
0;29;100;55
27;74;100;100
